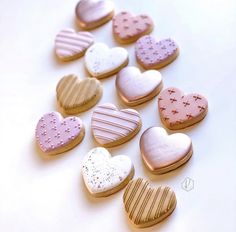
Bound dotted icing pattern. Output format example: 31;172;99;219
158;88;208;128
82;147;133;194
135;35;178;69
113;12;153;41
35;112;82;152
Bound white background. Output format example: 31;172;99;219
0;0;236;231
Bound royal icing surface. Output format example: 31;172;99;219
113;12;153;42
91;103;141;146
123;178;177;227
135;35;178;69
158;87;208;129
140;127;192;172
82;147;133;194
116;66;162;103
85;43;128;78
75;0;114;29
35;112;83;153
56;74;102;113
55;28;94;60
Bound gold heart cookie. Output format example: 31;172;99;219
123;178;177;228
56;74;103;114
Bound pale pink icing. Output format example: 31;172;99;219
55;28;94;60
75;0;114;28
91;103;141;145
116;66;162;102
135;35;178;69
140;127;192;171
35;112;83;153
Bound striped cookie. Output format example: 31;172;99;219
123;178;177;228
55;28;94;61
56;74;103;114
91;103;142;147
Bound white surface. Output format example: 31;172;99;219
0;0;236;231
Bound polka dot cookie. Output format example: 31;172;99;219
135;35;179;69
35;112;85;155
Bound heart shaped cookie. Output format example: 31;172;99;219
140;127;192;174
56;74;103;114
35;112;85;155
158;87;208;129
85;43;129;79
82;147;134;197
123;178;177;228
75;0;114;30
135;35;179;69
91;103;142;147
116;66;163;106
55;28;94;61
113;11;153;44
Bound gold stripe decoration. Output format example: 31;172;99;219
56;74;103;114
123;178;177;228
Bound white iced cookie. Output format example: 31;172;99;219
82;147;134;197
84;43;129;79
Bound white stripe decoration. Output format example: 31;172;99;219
91;103;142;147
55;28;94;61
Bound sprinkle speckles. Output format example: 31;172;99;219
35;112;83;153
82;147;133;196
85;43;128;78
135;36;179;69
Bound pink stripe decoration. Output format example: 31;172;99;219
55;28;94;61
91;103;141;146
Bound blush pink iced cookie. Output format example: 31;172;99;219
75;0;114;30
113;12;153;44
116;66;163;106
135;35;179;69
35;112;85;155
55;28;94;61
91;103;142;147
140;127;193;174
158;88;208;130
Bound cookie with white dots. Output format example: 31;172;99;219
113;11;154;44
85;43;129;79
35;112;85;155
158;87;208;130
135;35;179;69
82;147;134;197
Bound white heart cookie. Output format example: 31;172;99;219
85;43;129;79
82;147;134;197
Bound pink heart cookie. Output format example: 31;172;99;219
55;28;94;61
116;66;163;106
75;0;114;30
91;103;142;147
158;87;208;130
113;12;153;44
135;35;179;69
140;127;193;174
35;112;85;155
